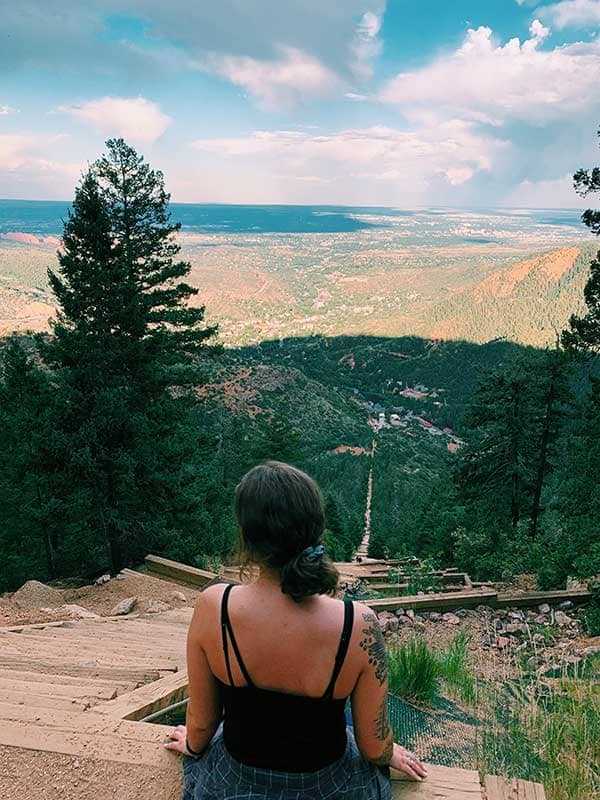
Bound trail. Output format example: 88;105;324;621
355;439;376;560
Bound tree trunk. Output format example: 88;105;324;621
530;363;559;537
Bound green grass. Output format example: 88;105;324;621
387;637;441;705
387;632;474;707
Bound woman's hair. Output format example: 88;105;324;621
234;461;339;602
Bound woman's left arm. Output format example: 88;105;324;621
166;591;223;757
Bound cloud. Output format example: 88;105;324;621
380;23;600;123
0;134;81;198
2;2;386;104
351;11;383;80
540;0;600;28
199;47;340;109
57;97;171;143
190;122;509;203
503;174;587;207
0;106;18;116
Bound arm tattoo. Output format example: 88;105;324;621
374;694;392;742
359;613;388;686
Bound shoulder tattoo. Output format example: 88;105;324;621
359;612;388;686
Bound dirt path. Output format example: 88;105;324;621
355;439;376;560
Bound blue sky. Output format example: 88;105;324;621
1;0;600;206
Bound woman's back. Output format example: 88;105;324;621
199;581;356;772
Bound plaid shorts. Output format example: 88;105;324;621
183;725;392;800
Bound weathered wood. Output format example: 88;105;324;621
0;678;118;702
97;670;189;721
495;588;591;608
368;589;498;612
144;555;217;588
484;775;546;799
391;764;482;798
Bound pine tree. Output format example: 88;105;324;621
562;130;600;352
38;139;218;573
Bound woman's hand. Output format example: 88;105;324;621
164;724;189;756
390;743;428;781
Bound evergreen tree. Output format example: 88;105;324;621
562;130;600;352
38;139;218;573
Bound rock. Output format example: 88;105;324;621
413;621;427;632
506;622;528;635
508;610;525;622
55;604;99;620
558;601;573;611
145;600;171;614
582;646;600;656
456;609;470;618
496;637;510;650
171;591;186;602
538;603;551;614
12;581;63;610
378;616;399;634
527;610;538;620
493;609;508;619
442;612;461;625
413;614;425;624
532;633;545;644
94;574;111;586
566;577;585;590
428;612;442;622
398;615;414;625
534;615;548;625
406;609;415;620
554;610;573;627
110;596;137;616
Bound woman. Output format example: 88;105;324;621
166;461;427;798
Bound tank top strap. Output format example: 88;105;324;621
322;600;354;700
220;584;254;688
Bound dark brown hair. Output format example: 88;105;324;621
234;461;339;602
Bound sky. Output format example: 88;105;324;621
1;0;600;207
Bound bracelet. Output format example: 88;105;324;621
185;737;204;758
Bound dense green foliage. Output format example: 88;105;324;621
1;139;599;592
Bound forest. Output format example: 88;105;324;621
0;138;599;594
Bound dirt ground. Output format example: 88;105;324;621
0;746;182;800
0;571;200;627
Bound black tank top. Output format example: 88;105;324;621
217;584;355;773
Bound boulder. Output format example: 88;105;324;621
145;600;171;614
558;601;574;611
394;608;406;618
406;609;415;620
554;610;573;627
442;612;461;625
428;612;442;622
12;581;63;610
110;596;137;616
378;616;399;634
171;591;187;602
55;604;99;620
94;574;111;586
538;603;551;614
506;622;528;636
508;610;525;622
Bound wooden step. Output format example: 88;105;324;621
0;678;118;702
368;589;498;612
391;764;482;798
484;775;546;799
97;670;189;721
144;555;218;588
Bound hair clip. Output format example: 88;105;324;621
302;544;325;562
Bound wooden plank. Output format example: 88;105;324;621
495;588;591;608
484;775;546;799
0;678;118;702
144;555;217;588
368;589;498;612
96;670;189;721
0;658;163;684
0;711;176;767
392;764;482;798
1;689;92;712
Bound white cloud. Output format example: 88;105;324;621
351;11;383;80
0;134;80;198
57;97;171;143
0;106;18;116
190;122;509;203
540;0;600;28
199;47;340;109
503;174;587;207
380;24;600;123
